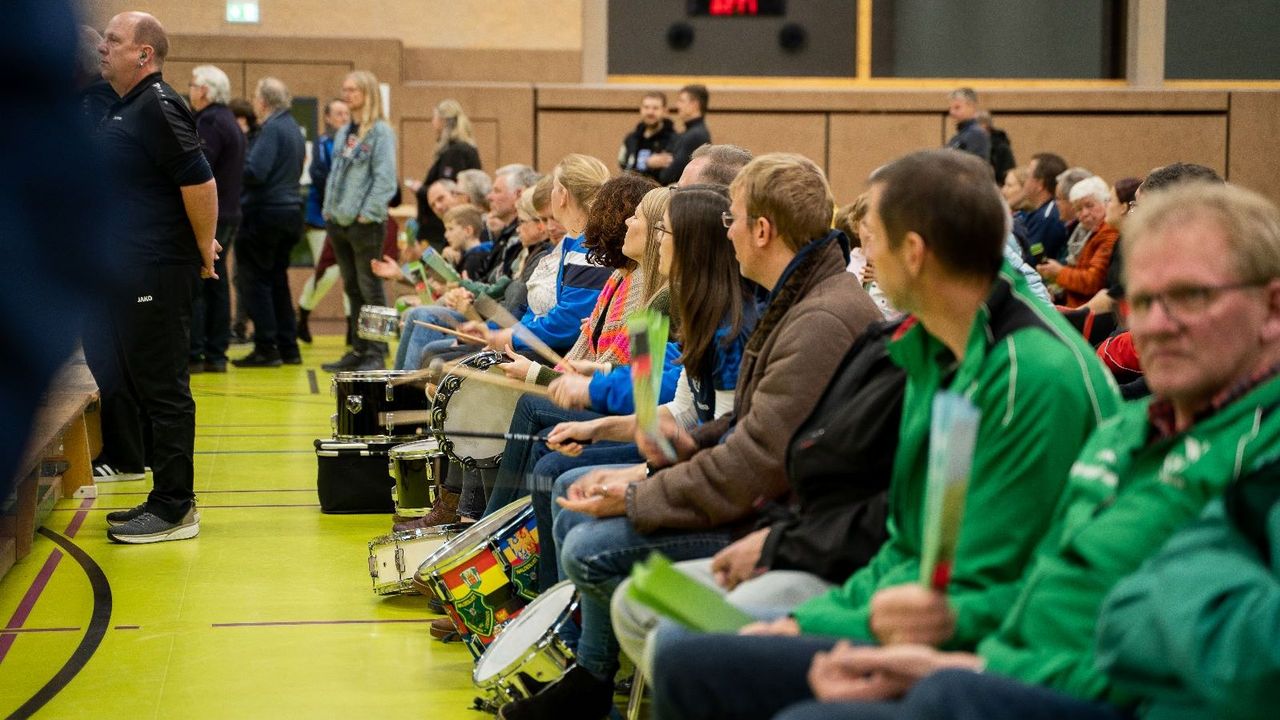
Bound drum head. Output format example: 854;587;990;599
474;581;576;683
431;351;522;467
389;438;441;460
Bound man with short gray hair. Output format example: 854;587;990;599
232;77;305;368
188;64;245;372
946;87;989;162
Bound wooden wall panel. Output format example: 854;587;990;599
404;48;582;84
827;114;945;202
996;114;1227;185
708;114;828;173
397;84;536;191
537;111;634;175
1228;92;1280;205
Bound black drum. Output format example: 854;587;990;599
332;370;430;442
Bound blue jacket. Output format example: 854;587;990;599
305;132;334;228
242;108;304;210
587;341;684;414
1023;198;1068;263
512;233;611;352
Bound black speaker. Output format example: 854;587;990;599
667;22;696;51
779;23;807;53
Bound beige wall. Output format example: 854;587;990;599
85;0;583;50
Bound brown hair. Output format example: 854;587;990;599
729;153;834;252
583;174;659;270
833;193;870;248
871;149;1006;279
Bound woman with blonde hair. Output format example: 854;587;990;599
408;98;482;250
320;70;398;371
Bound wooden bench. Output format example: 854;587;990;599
0;359;101;580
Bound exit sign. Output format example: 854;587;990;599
226;0;260;24
687;0;787;17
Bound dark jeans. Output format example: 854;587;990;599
482;394;601;517
440;460;492;520
328;220;387;357
774;669;1133;720
189;220;239;364
530;442;642;592
83;265;199;523
239;206;302;358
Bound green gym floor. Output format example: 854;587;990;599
0;336;481;719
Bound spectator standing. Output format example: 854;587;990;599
618;91;676;182
649;84;712;185
187;64;245;373
408;99;481;251
296;98;349;343
945;87;990;163
976;109;1015;183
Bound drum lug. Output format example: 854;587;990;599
368;554;378;579
330;413;337;436
395;547;405;575
330;376;337;397
346;394;363;415
385;383;395;402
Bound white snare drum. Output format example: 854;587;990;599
473;581;579;706
431;351;522;469
357;305;400;342
368;524;463;596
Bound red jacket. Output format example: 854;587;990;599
1058;221;1119;307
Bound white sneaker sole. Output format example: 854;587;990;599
108;521;200;544
94;472;146;483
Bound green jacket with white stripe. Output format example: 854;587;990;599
791;263;1121;647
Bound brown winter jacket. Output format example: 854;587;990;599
626;233;883;534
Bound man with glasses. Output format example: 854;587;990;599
653;179;1280;720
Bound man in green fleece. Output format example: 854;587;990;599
654;182;1280;720
649;147;1121;720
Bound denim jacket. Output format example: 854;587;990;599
323;120;397;226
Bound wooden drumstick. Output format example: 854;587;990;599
413;320;488;345
471;294;568;369
444;364;552;397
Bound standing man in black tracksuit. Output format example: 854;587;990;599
946;87;990;163
618;91;676;182
232;77;305;368
649;84;712;185
94;11;218;544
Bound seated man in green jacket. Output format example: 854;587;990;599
651;183;1280;720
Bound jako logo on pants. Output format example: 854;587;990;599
137;295;153;303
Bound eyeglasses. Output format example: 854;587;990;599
1127;281;1266;323
653;221;673;237
721;212;756;229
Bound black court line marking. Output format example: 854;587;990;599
193;450;314;455
200;423;331;428
307;369;319;394
8;529;112;720
196;432;324;438
53;503;321;512
212;618;433;628
0;627;81;635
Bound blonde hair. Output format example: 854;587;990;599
435;99;476;154
443;204;484;238
345;70;385;139
729;153;834;252
1125;182;1280;287
554;154;611;213
531;174;555;213
516;191;538;221
639;186;674;301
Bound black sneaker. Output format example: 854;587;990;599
93;463;146;483
106;502;149;526
297;307;312;344
189;360;206;374
204;360;228;373
107;506;200;544
232;350;283;368
281;353;303;365
322;351;365;372
353;354;386;371
497;666;615;720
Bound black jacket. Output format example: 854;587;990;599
619;118;676;181
757;322;905;582
989;127;1015;184
414;140;482;246
659;116;711;185
242;108;304;210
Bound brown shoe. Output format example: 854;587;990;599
393;488;460;532
429;615;460;641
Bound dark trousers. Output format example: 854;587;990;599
83;265;199;523
189;220;239;364
240;206;302;358
328;220;387;357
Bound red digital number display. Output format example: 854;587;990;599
687;0;786;17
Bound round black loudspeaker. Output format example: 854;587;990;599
779;23;807;53
667;22;695;51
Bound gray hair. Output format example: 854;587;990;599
495;164;540;193
1055;167;1094;199
949;87;978;104
192;65;232;105
457;169;492;210
690;143;753;185
1068;175;1110;205
255;77;291;113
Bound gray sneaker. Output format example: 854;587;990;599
106;502;149;526
107;506;200;544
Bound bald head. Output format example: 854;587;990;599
100;12;168;94
121;12;168;65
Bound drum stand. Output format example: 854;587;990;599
624;670;646;720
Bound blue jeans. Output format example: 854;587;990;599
774;669;1133;720
482;394;599;517
554;464;732;680
530;444;642;592
394;305;464;370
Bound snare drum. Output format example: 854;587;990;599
416;497;541;659
472;581;579;705
431;351;523;469
357;305;401;342
332;370;430;441
368;524;463;596
388;439;442;518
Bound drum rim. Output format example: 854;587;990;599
368;524;463;550
333;369;418;380
389;439;442;459
333;432;427;443
417;498;532;581
430;350;509;468
472;580;578;685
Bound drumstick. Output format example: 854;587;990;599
472;294;568;369
432;429;562;444
445;364;552;398
413;320;487;345
379;409;433;426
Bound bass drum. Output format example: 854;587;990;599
331;370;430;442
430;351;522;469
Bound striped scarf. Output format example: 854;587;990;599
566;267;652;367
